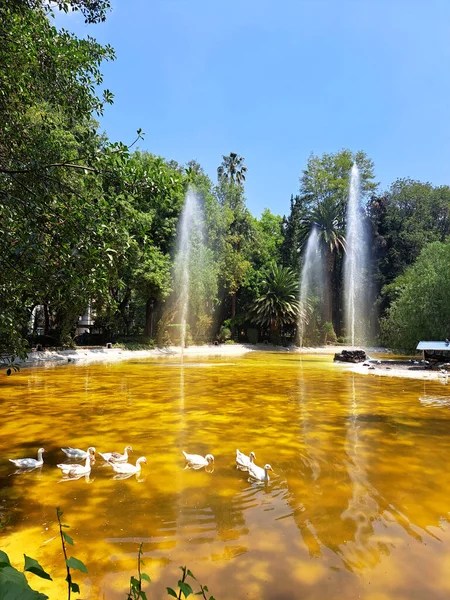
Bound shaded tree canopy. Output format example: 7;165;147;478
380;241;450;351
370;179;450;312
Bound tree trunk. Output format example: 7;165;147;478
44;303;50;336
115;288;131;335
324;248;334;324
145;298;155;338
231;292;236;319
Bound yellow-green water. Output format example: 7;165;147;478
1;352;450;599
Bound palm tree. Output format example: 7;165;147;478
217;152;247;185
301;196;346;323
251;264;301;338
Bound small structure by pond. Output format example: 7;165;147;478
417;340;450;363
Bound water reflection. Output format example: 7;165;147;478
112;472;146;482
59;472;95;484
2;354;450;599
340;375;385;571
10;466;43;477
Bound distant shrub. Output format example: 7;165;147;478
193;315;213;344
217;326;231;343
322;321;337;344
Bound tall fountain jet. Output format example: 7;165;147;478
174;187;205;357
344;164;370;347
298;227;325;347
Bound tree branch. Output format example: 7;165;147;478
0;163;98;174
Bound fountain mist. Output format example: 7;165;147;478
174;188;205;356
298;227;325;347
344;164;370;347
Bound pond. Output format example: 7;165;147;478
1;352;450;599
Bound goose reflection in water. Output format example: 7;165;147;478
183;462;215;473
113;472;147;482
59;472;95;484
11;466;43;477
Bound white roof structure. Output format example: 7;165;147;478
417;341;450;350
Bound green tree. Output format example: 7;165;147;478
239;209;284;311
300;149;377;206
251;264;300;338
380;242;450;351
217;179;254;319
286;149;377;328
0;0;139;359
110;151;186;339
217;152;247;185
300;196;346;322
253;209;284;268
280;195;309;271
369;179;450;317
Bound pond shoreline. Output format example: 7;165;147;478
8;343;448;383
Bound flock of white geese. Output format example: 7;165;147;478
8;447;275;482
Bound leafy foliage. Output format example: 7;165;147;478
217;152;247;185
380;242;450;351
0;550;49;599
369;179;450;315
127;543;150;600
167;566;216;600
0;0;121;359
0;518;215;600
251;264;300;335
299;149;377;207
280;150;376;331
216;176;255;319
56;507;87;598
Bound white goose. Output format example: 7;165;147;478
107;457;147;475
248;463;275;483
61;446;95;460
98;446;132;463
182;451;214;468
9;448;45;469
57;454;94;477
236;449;256;470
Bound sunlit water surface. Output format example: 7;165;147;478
1;353;450;599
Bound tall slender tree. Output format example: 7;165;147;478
217;152;247;185
300;196;346;323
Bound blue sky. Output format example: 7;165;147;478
55;0;450;217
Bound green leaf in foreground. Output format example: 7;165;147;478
166;588;177;598
141;572;151;583
23;556;53;581
0;566;49;599
69;581;80;594
0;551;11;568
0;580;49;600
66;557;88;573
178;581;193;597
62;531;74;545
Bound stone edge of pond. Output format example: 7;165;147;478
8;344;447;383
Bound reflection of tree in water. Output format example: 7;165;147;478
281;371;447;574
339;375;390;571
